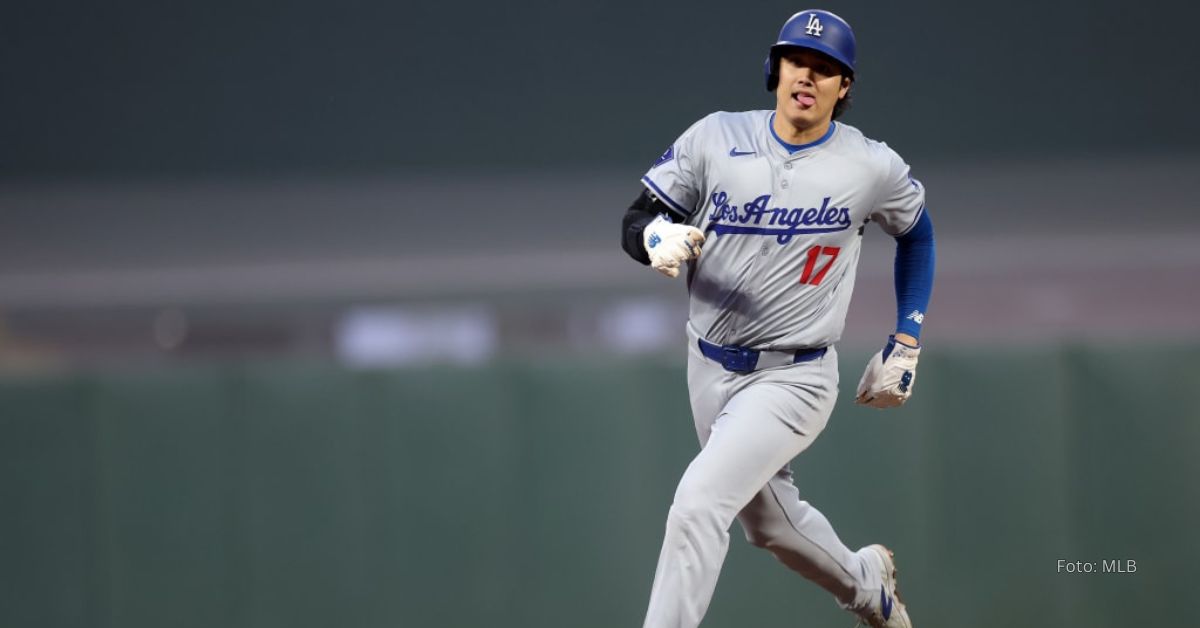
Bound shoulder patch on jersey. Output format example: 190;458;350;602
652;145;674;168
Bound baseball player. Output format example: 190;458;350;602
619;9;935;628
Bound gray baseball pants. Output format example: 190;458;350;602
641;325;882;627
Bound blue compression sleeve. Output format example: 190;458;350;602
893;209;936;340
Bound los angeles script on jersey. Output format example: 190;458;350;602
705;190;852;244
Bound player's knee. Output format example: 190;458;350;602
742;523;772;548
669;492;710;524
741;519;787;549
665;500;725;542
667;479;720;527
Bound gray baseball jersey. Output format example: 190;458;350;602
641;110;925;350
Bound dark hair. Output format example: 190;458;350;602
832;77;853;120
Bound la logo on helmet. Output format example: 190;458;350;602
804;13;823;37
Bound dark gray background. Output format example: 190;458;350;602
3;0;1197;179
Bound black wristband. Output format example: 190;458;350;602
621;189;683;265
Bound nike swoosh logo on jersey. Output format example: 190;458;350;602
728;147;756;157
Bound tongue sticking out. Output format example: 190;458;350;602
796;94;817;107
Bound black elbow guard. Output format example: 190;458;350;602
621;189;684;265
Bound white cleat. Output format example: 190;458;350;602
858;544;912;628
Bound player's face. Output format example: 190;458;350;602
774;49;850;132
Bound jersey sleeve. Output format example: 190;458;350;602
640;115;711;220
869;147;926;237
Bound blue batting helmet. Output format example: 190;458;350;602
765;9;857;91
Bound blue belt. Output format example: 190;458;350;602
697;338;827;374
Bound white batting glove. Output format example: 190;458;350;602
855;336;921;409
643;215;706;278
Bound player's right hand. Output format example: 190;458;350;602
643;215;706;278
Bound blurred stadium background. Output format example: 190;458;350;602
2;1;1198;627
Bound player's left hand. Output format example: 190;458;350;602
855;335;920;409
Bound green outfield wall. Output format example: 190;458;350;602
2;345;1197;628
